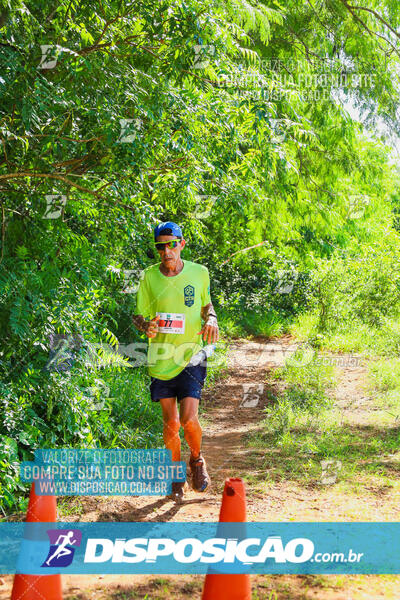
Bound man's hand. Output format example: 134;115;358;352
198;315;219;344
132;314;160;338
145;315;160;338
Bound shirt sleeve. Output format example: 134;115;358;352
135;271;152;319
201;267;212;306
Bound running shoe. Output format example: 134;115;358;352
170;481;185;501
189;453;210;492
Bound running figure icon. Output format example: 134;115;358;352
45;531;77;566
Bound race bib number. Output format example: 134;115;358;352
156;312;185;334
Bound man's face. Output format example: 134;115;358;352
155;234;185;269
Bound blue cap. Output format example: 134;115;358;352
154;221;183;241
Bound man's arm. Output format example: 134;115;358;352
199;302;219;344
200;302;217;321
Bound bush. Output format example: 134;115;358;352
210;251;313;336
308;233;400;336
0;343;165;514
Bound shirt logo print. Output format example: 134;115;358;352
184;284;195;307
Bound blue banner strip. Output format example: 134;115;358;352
1;522;400;575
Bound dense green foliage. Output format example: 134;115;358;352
1;0;400;512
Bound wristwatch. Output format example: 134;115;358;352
206;314;218;326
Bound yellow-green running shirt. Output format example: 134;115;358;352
135;260;211;380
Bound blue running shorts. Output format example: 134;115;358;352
150;361;207;402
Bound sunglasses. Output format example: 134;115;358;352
155;238;181;251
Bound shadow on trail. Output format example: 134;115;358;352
97;496;210;523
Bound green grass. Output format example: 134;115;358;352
368;357;400;392
366;358;400;426
249;419;400;492
57;496;85;518
247;347;400;490
259;350;336;437
218;308;289;339
291;311;400;357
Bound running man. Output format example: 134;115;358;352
132;221;219;500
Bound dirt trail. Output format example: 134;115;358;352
2;336;400;599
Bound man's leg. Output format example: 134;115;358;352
159;397;181;462
179;396;202;460
180;396;210;492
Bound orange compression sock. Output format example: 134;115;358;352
163;417;181;462
183;417;202;460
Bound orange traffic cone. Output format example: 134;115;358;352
202;477;251;600
11;481;62;600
